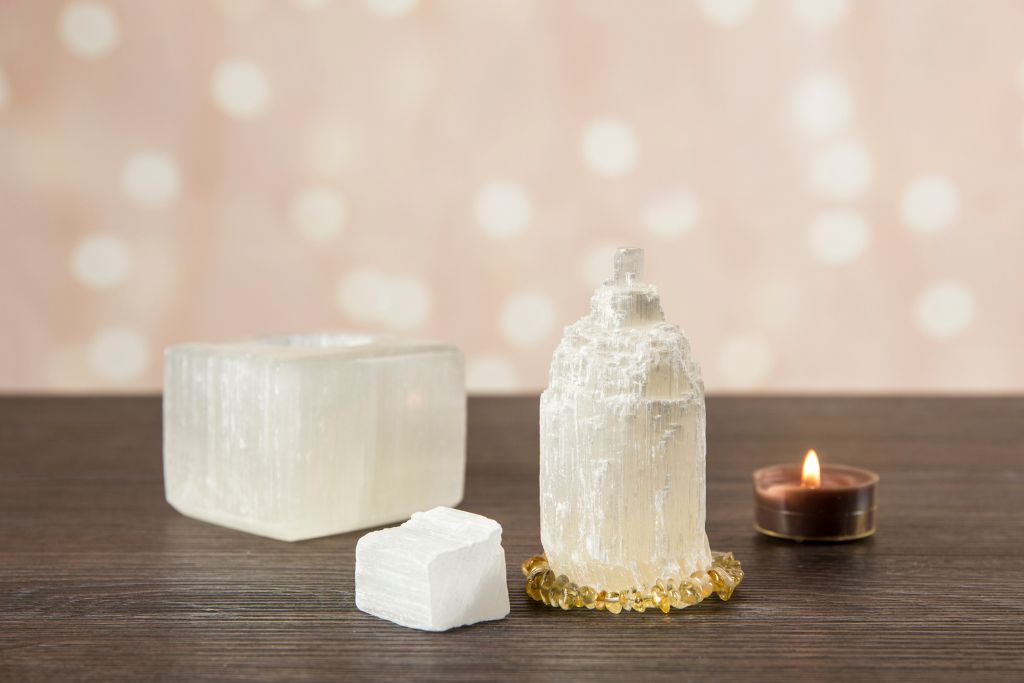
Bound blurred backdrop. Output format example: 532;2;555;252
2;0;1023;393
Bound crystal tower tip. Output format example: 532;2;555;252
613;247;643;285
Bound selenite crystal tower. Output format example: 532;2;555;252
528;247;740;612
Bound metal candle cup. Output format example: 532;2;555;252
753;451;878;542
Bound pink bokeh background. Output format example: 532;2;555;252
2;0;1022;393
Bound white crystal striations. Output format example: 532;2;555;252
163;333;466;542
540;248;712;591
355;507;510;631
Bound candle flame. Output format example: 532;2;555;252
802;449;821;488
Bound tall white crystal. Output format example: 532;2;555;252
355;507;510;631
540;247;712;591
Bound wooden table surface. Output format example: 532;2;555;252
1;395;1023;681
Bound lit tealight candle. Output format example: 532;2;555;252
753;449;878;542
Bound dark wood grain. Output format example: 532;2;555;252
1;396;1023;681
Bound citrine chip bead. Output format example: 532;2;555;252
526;573;543;601
649;581;667;613
559;590;574;610
521;556;546;577
690;570;713;598
709;568;736;601
679;580;701;605
620;589;634;612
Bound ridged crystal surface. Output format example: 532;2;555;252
540;248;712;590
356;507;510;631
163;333;466;541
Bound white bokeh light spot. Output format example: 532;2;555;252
500;291;556;347
338;268;386;322
696;0;758;27
809;209;870;264
580;119;639;178
290;186;347;242
790;0;849;29
644;189;700;239
121;152;181;207
717;334;774;388
474;181;532;239
89;326;149;382
466;354;520;393
809;139;872;200
58;1;119;59
211;60;271;119
366;0;419;18
71;234;132;290
914;281;975;339
901;175;961;233
385;277;431;329
337;268;431;330
792;74;852;137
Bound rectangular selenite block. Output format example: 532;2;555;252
355;507;510;631
163;333;466;542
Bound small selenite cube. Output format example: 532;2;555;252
355;507;510;631
163;333;466;542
